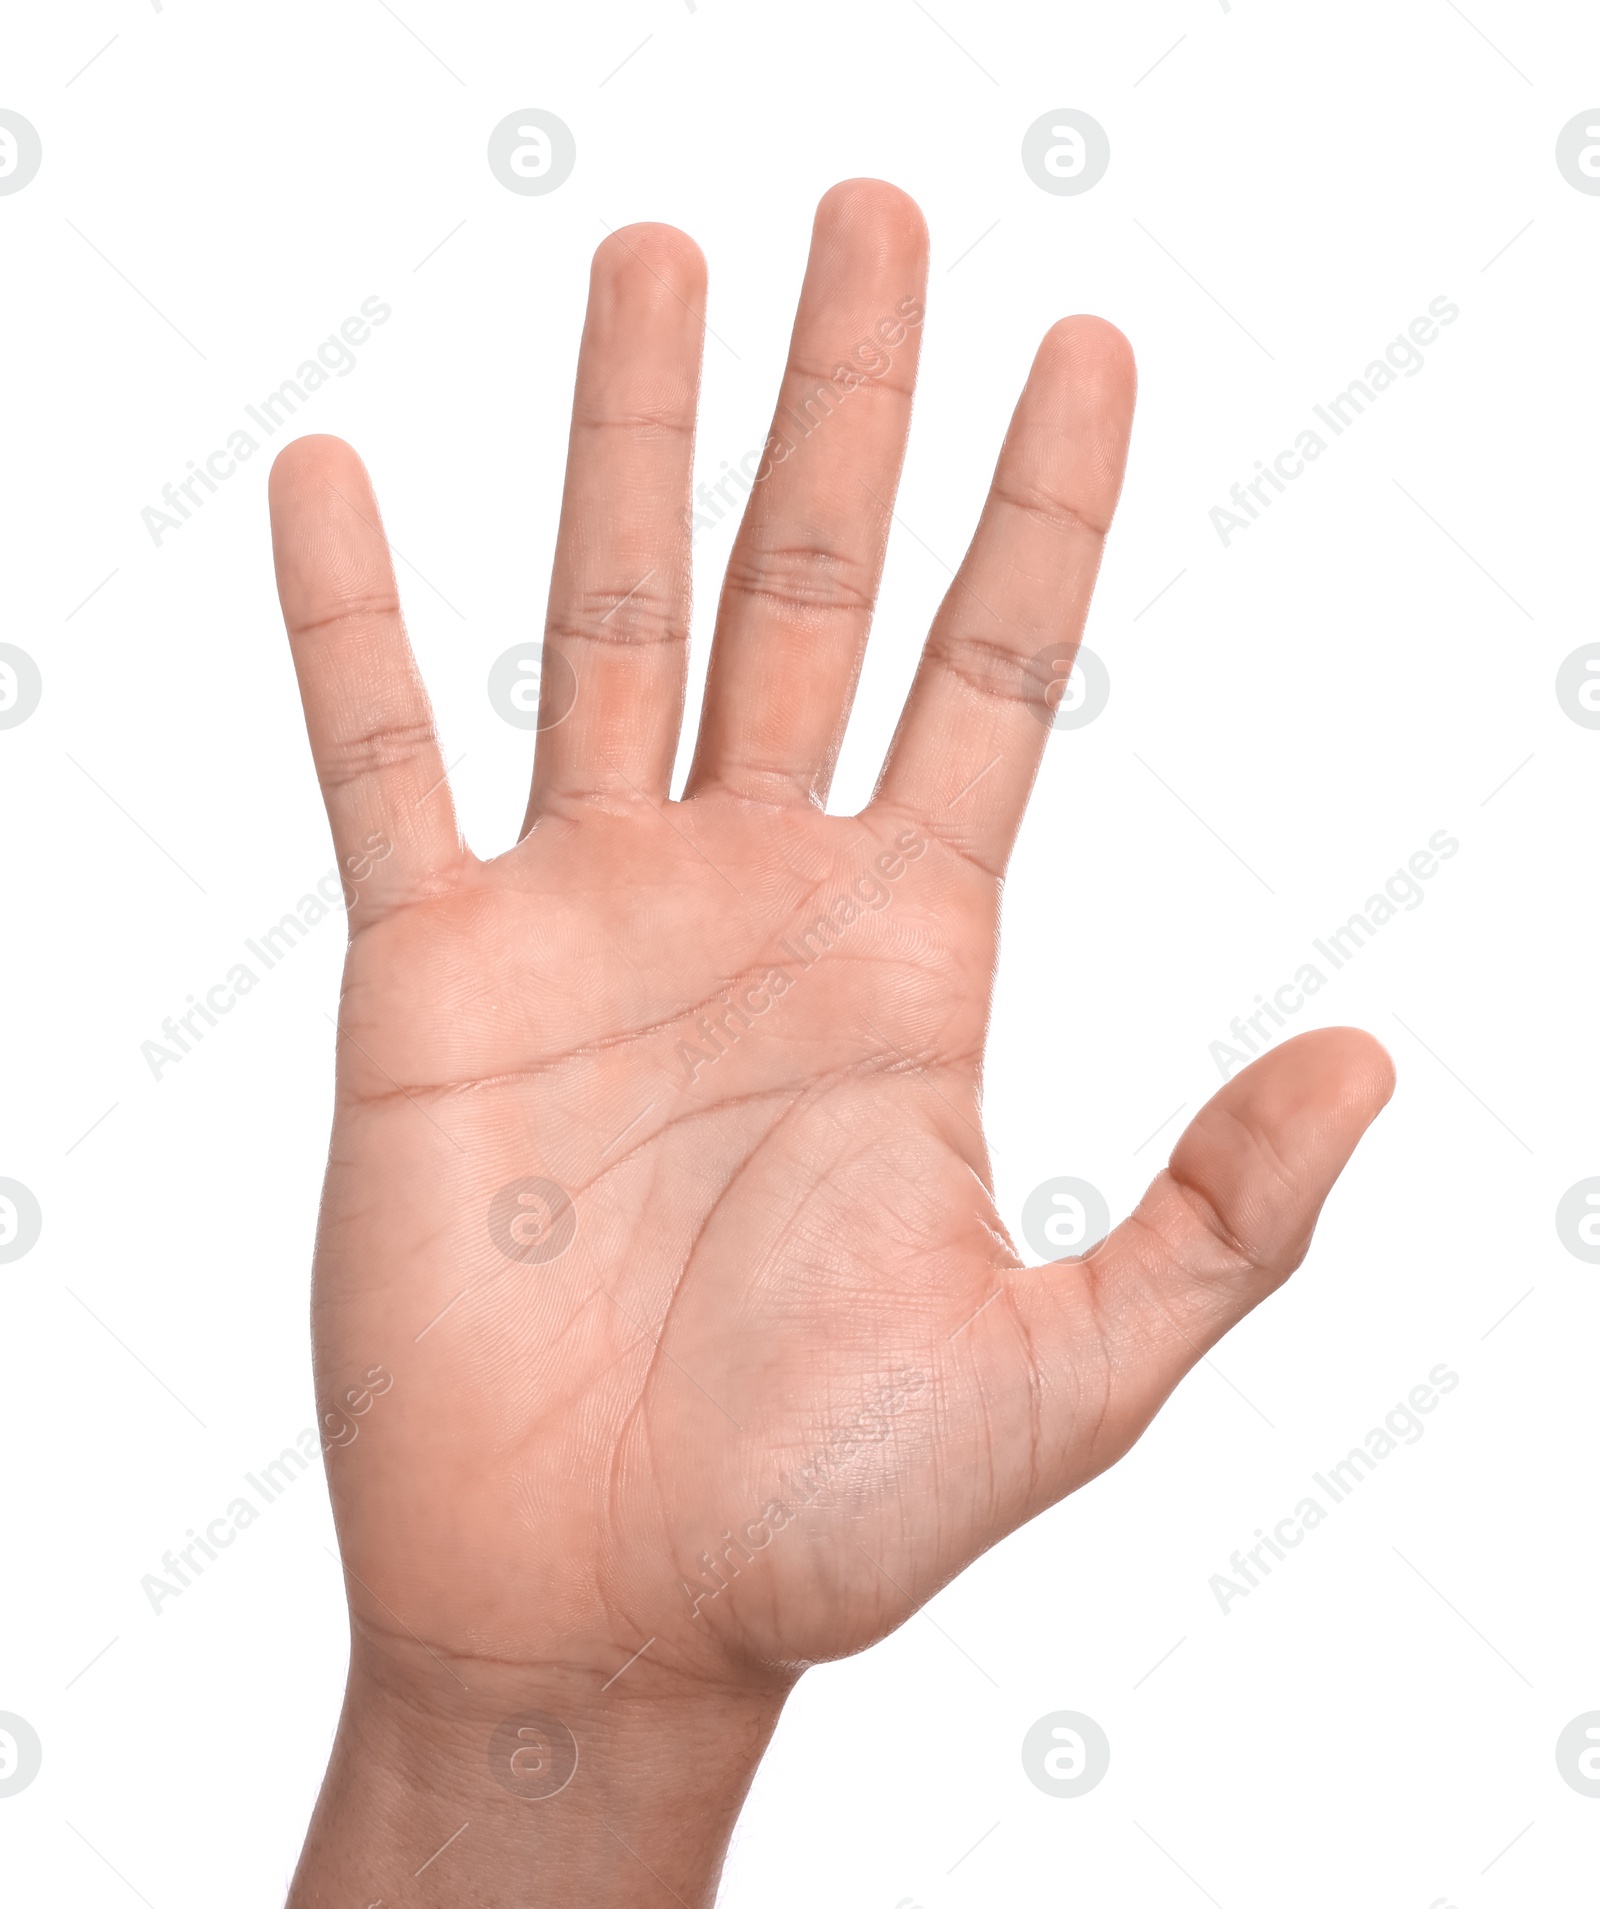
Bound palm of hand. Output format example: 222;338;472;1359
323;796;1036;1685
273;182;1390;1705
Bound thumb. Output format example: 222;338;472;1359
1018;1027;1395;1493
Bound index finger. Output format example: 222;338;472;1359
871;317;1135;874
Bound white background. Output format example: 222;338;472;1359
3;2;1597;1903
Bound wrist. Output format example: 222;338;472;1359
288;1629;789;1907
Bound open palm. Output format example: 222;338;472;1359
268;183;1392;1717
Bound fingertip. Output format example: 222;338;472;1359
815;176;929;252
592;222;707;303
1249;1025;1396;1122
1036;315;1137;404
1317;1025;1397;1116
268;434;368;514
1184;1026;1396;1212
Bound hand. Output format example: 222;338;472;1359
271;179;1393;1906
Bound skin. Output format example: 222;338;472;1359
272;180;1394;1906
